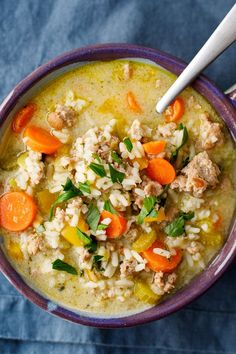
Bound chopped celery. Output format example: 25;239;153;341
134;281;160;304
17;152;28;168
200;232;223;247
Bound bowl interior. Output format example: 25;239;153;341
0;44;235;328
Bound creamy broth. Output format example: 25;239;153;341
0;61;235;315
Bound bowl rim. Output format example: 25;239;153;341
0;43;235;328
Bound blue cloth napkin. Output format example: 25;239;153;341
0;1;236;353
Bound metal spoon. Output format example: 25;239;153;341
156;4;236;113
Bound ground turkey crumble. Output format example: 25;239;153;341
171;151;220;197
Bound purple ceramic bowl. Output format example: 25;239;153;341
0;44;235;328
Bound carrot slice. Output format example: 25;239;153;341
23;126;62;154
143;140;166;155
127;91;142;113
165;97;184;122
142;240;182;273
0;192;37;232
12;103;37;133
100;210;127;239
146;158;176;185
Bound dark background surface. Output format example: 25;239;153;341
0;1;236;353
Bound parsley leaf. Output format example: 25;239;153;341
123;137;133;152
76;228;92;245
49;190;78;221
76;228;98;253
137;196;157;224
52;259;78;275
49;178;88;220
89;162;106;177
86;204;100;232
109;164;125;183
111;151;122;164
49;183;82;220
97;223;109;230
62;178;80;192
179;211;195;220
164;211;194;237
85;239;98;253
104;200;118;215
92;255;104;271
78;181;91;194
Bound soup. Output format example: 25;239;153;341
0;61;235;315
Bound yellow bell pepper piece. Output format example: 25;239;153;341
77;215;89;233
134;157;149;170
145;207;166;223
61;216;89;246
132;230;157;253
37;190;58;214
61;225;84;247
7;241;23;260
134;281;160;304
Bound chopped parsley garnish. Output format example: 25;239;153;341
109;164;125;183
170;124;188;164
104;200;118;215
123;137;133;152
76;228;92;245
164;211;194;237
137;196;158;224
92;255;104;271
85;239;98;253
78;181;91;194
111;151;122;164
86;204;100;232
77;228;98;253
52;259;78;275
49;178;83;221
97;223;109;230
89;162;106;177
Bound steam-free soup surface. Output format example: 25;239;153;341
0;61;235;315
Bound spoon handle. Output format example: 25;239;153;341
156;4;236;113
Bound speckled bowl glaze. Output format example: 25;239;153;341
0;44;236;328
